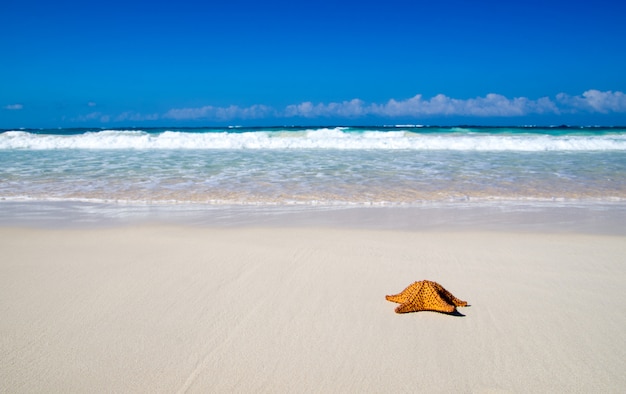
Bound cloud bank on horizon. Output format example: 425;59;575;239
96;89;626;123
4;89;626;126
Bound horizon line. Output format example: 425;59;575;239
3;124;626;131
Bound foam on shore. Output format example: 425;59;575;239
2;200;626;235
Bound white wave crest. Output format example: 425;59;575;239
2;129;626;151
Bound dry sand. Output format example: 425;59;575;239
1;225;625;393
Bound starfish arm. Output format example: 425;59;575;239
430;282;467;306
386;293;407;304
423;297;456;313
435;284;467;307
385;281;422;304
394;302;424;314
449;295;467;307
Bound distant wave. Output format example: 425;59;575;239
2;127;626;151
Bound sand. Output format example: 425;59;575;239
1;224;626;393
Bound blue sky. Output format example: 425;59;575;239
2;0;626;127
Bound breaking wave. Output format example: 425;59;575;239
1;127;626;151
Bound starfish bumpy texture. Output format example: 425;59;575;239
386;280;467;314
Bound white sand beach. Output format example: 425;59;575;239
1;223;626;393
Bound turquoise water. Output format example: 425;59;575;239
1;126;626;205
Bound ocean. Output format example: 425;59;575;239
2;125;626;228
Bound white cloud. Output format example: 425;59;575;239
115;111;159;122
284;99;367;118
372;94;535;117
69;89;626;124
163;104;274;120
556;90;626;113
87;102;97;107
74;112;111;123
74;111;160;123
280;90;626;119
283;93;560;118
4;104;23;110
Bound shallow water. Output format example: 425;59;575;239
2;126;625;205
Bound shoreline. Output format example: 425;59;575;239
2;200;626;234
1;225;625;392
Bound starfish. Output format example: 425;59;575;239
386;280;468;314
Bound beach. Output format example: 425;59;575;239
2;206;626;393
2;126;626;392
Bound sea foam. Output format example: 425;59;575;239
2;127;626;151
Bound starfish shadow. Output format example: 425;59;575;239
438;304;471;317
447;309;466;317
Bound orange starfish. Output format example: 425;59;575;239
386;280;468;314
